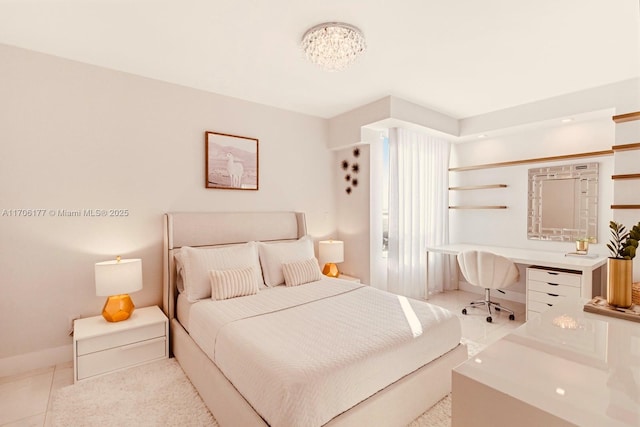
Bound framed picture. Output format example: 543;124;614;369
205;131;259;190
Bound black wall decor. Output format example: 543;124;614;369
342;147;361;195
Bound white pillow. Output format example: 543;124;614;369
181;242;262;302
282;258;322;287
209;267;260;300
258;236;315;287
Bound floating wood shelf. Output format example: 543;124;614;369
612;173;640;180
449;150;613;172
449;184;507;190
612;143;640;152
612;112;640;124
611;205;640;210
449;205;508;210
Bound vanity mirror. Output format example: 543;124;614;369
528;163;598;242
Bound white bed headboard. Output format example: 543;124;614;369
162;211;307;319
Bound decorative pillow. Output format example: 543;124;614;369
258;236;315;287
209;267;259;300
282;257;322;287
180;242;262;302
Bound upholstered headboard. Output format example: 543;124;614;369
162;211;307;319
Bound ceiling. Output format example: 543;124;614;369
0;0;638;120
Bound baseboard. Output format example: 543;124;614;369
0;344;73;378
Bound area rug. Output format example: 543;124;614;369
50;358;217;427
51;339;485;427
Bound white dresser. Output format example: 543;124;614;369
526;267;582;320
73;305;168;382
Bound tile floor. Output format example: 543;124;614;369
0;290;525;426
0;361;73;426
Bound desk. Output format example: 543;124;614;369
426;243;607;314
452;299;640;426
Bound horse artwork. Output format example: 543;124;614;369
205;131;259;190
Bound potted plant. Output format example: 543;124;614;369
606;221;640;307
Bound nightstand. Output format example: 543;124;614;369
334;274;361;283
73;305;168;382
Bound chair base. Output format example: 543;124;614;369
462;288;515;323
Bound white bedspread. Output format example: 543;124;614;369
189;278;461;427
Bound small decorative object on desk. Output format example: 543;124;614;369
575;238;590;254
633;282;640;305
583;296;640;323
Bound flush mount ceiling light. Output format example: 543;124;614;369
301;22;366;72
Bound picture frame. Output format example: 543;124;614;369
205;131;259;190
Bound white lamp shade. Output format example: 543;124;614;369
319;240;344;265
95;258;143;296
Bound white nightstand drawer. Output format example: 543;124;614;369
527;268;581;287
528;280;581;297
77;336;167;380
528;290;566;306
77;322;166;356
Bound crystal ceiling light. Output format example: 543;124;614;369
301;22;366;72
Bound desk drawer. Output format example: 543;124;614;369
528;289;567;306
528;280;581;297
528;299;557;314
527;268;581;287
77;322;166;356
77;336;166;380
527;310;542;320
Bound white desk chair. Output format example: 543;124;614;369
457;250;519;323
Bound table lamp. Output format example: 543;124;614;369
95;256;143;322
319;240;344;278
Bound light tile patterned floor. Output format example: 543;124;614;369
428;289;526;347
0;290;525;426
0;361;72;426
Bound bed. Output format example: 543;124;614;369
162;211;467;427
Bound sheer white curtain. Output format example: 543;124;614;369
387;127;456;299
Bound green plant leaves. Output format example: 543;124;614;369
609;220;640;260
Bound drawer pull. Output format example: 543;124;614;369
546;272;559;275
547;282;559;286
547;293;559;297
547;303;553;306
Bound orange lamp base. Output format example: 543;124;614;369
322;263;340;278
102;294;135;322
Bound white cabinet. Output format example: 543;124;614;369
73;305;168;382
526;267;582;320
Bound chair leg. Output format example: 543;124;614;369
488;301;514;315
461;288;516;321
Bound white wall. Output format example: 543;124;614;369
0;44;336;372
450;117;616;250
334;145;371;283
